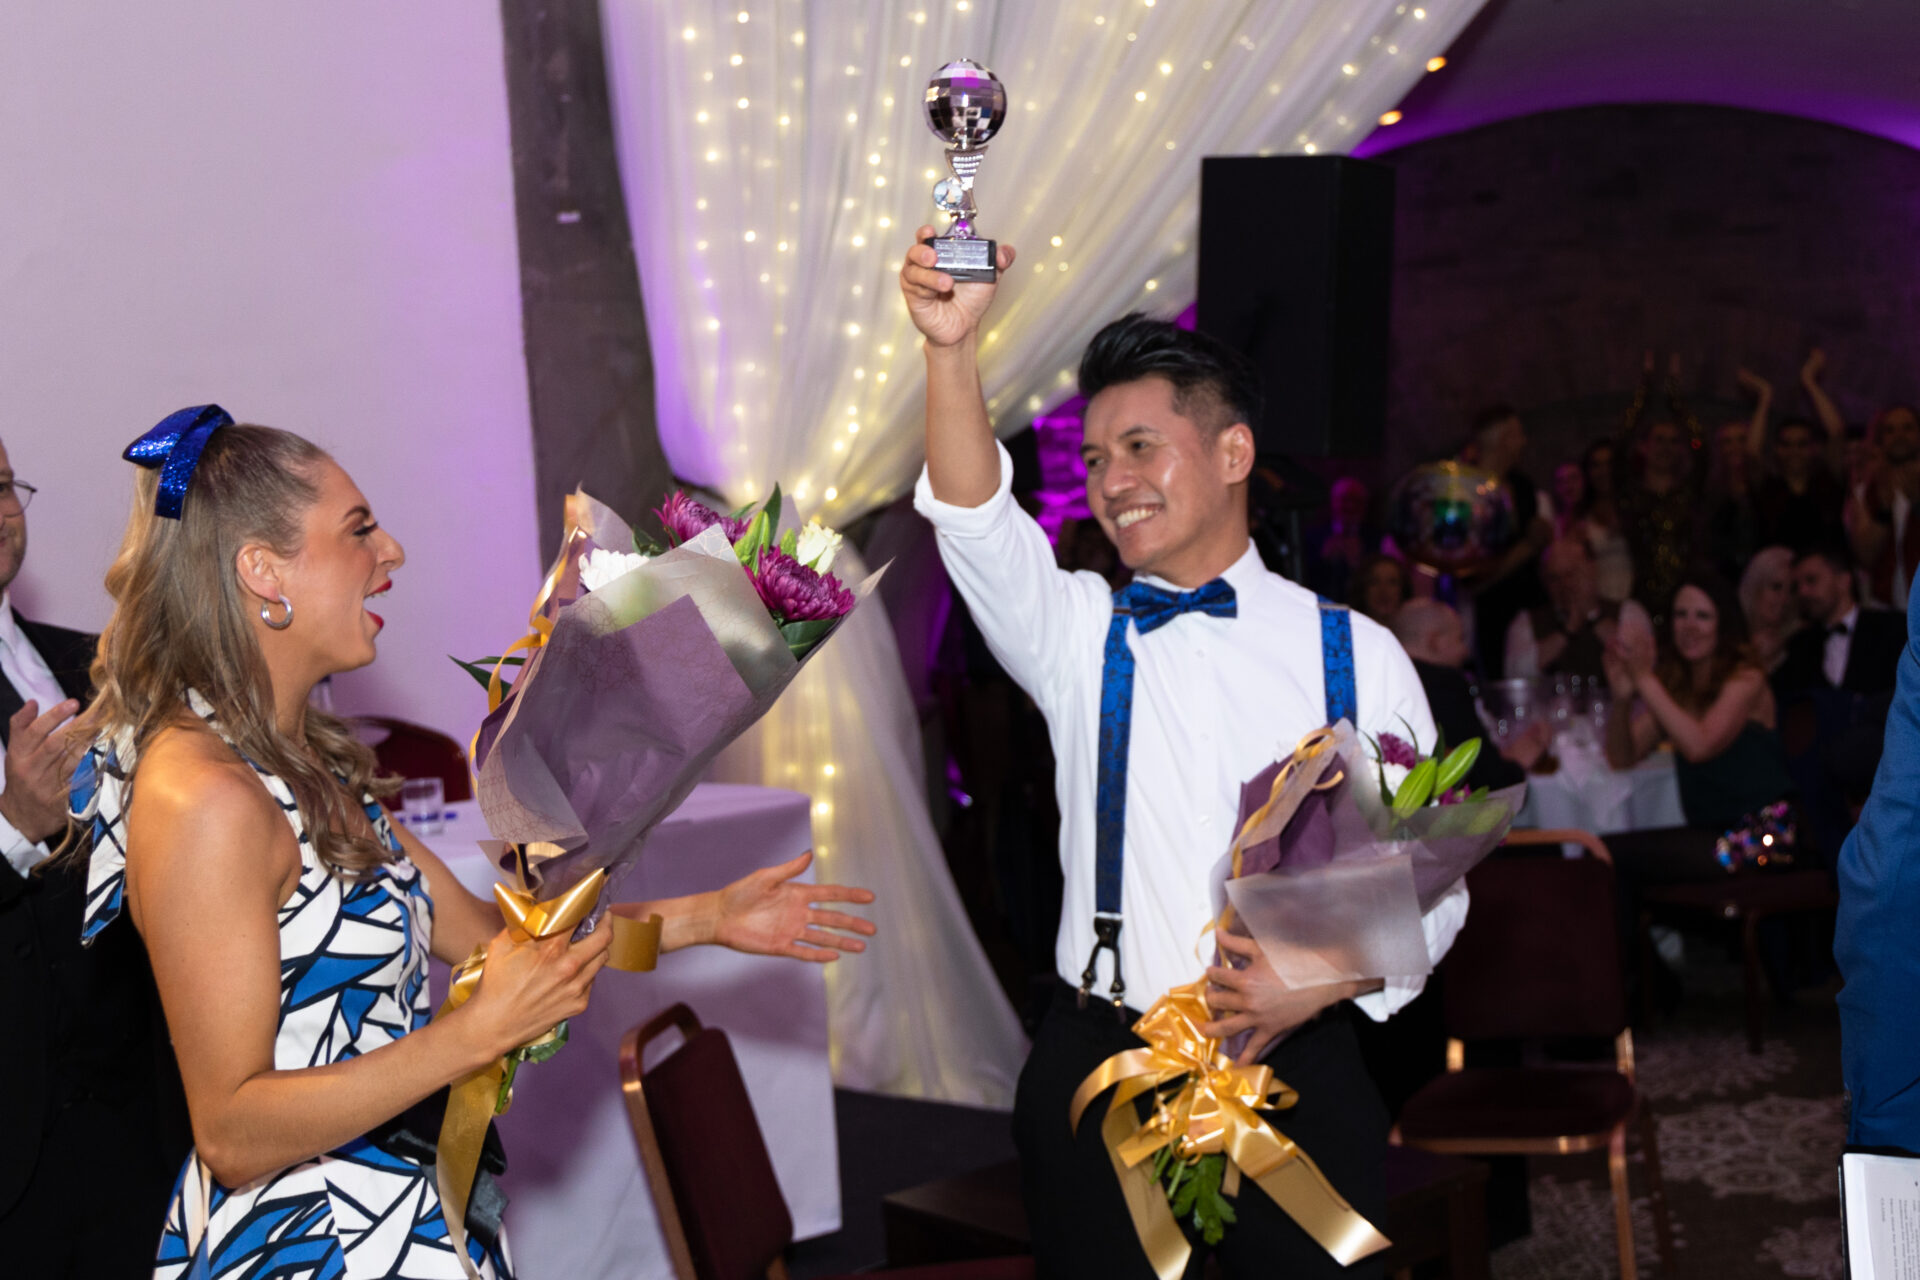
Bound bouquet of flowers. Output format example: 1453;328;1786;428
430;485;871;1253
1072;721;1524;1271
458;483;869;908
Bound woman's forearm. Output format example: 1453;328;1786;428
192;1007;496;1188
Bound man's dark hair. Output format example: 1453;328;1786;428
1775;414;1827;443
1795;540;1854;578
1077;313;1263;438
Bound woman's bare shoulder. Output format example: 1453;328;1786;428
128;724;285;857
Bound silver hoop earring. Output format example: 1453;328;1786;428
261;595;294;630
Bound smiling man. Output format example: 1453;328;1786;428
901;233;1462;1278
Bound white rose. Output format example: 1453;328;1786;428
577;547;649;594
793;518;843;573
1377;761;1411;796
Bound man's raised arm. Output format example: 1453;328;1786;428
900;227;1016;508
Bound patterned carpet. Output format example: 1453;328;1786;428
1489;949;1845;1280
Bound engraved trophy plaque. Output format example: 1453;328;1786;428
922;58;1006;282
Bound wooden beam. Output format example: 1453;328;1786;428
498;0;673;562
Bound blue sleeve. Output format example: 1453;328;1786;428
1838;584;1920;1150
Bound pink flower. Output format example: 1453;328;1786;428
1377;732;1419;769
1437;785;1469;806
656;491;747;545
749;547;855;622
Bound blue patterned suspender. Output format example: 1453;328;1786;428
1082;590;1356;1010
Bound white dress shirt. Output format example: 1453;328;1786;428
1;591;73;875
1824;605;1860;689
915;445;1465;1019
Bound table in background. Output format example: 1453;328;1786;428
1516;742;1684;838
411;785;839;1280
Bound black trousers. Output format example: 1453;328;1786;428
1013;981;1388;1280
0;1097;175;1279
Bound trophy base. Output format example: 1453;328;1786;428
924;234;997;283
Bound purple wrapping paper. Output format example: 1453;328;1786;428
1211;722;1524;1055
471;496;879;918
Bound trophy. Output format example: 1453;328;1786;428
922;58;1007;282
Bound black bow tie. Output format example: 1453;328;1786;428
1827;622;1850;638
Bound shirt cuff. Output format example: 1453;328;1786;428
912;443;1016;538
0;806;50;878
1353;878;1471;1022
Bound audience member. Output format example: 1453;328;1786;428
1775;543;1905;858
1304;476;1382;604
1738;546;1801;675
1845;403;1920;610
1753;416;1846;553
1461;404;1553;675
1392;600;1546;787
1576;439;1633;603
1615;355;1708;622
1603;572;1793;846
0;437;190;1274
1504;536;1654;682
1350;552;1412;626
1777;544;1906;700
1702;368;1772;580
1550;461;1586;541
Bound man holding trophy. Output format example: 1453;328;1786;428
904;61;1467;1279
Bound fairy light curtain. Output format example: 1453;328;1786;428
597;0;1483;1106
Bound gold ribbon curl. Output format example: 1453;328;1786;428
1074;727;1386;1277
433;865;662;1278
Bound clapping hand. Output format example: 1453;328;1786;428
712;851;876;963
0;698;83;845
1737;367;1772;399
899;228;1017;349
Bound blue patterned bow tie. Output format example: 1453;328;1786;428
1119;577;1239;634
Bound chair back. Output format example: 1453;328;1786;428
355;716;474;804
620;1004;793;1280
1440;835;1627;1042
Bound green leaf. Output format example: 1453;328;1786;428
761;483;782;537
1434;739;1482;793
780;527;799;556
520;1020;570;1064
1392;758;1438;818
779;616;841;659
451;654;524;693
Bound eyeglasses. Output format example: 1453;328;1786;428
0;480;35;513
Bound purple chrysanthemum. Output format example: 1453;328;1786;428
749;547;855;622
1377;732;1420;769
656;491;748;545
1437;785;1469;806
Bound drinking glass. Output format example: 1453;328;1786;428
401;777;446;835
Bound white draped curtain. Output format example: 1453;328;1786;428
598;0;1484;1106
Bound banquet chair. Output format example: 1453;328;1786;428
620;1004;1034;1280
1390;828;1675;1280
353;716;473;805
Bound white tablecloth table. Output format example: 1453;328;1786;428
1516;741;1685;836
410;785;839;1280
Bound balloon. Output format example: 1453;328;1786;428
1387;461;1517;576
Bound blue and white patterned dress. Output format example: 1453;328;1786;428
75;693;513;1280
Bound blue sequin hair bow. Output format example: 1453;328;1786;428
122;405;233;519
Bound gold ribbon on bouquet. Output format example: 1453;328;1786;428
1071;725;1385;1278
433;862;662;1279
1069;982;1390;1279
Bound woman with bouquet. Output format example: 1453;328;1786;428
61;411;875;1278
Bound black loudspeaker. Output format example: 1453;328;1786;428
1196;156;1395;458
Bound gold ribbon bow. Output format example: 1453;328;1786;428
1069;981;1389;1278
433;865;662;1279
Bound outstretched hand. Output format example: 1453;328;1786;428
712;851;877;963
899;227;1016;349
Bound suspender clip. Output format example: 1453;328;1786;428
1077;914;1127;1016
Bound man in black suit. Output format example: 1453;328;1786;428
1775;543;1907;861
0;439;188;1277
